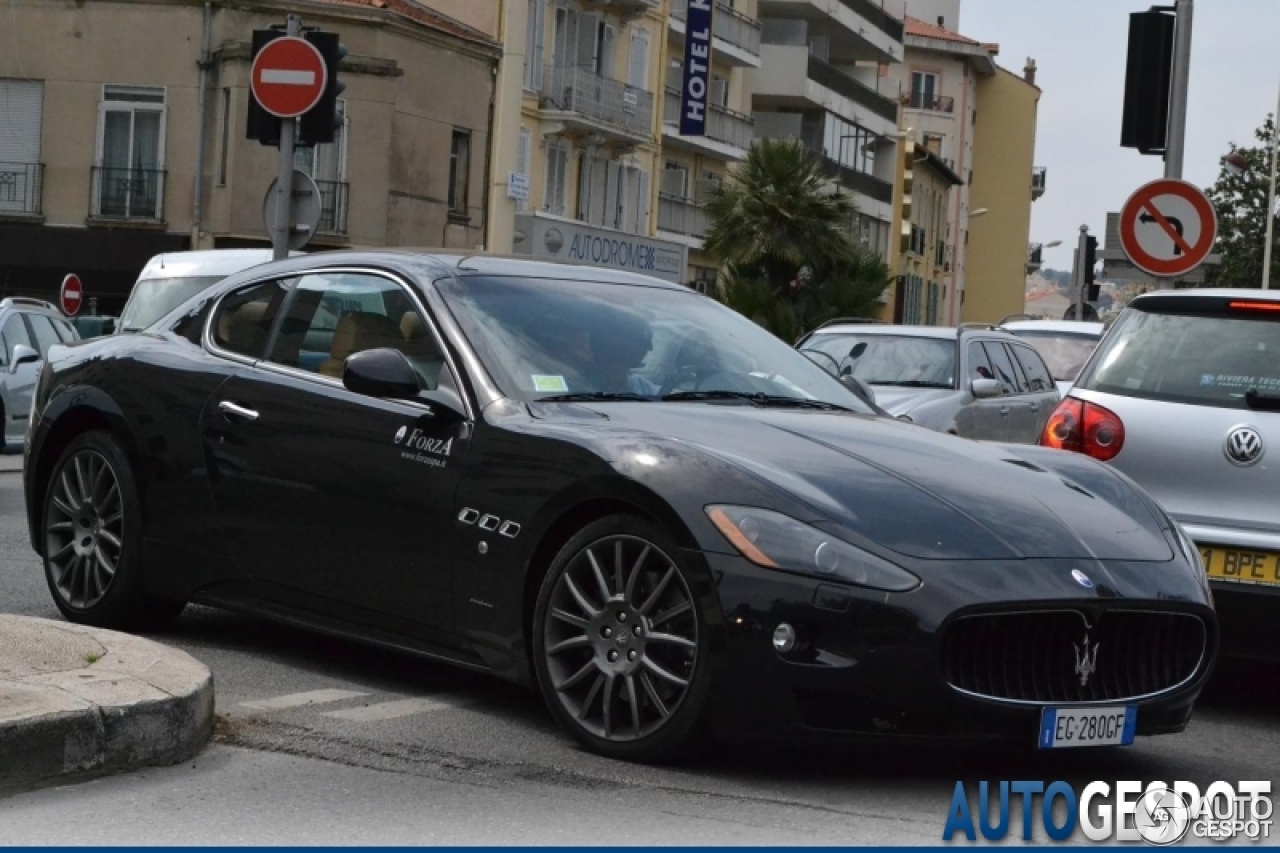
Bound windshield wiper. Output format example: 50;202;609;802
867;380;952;389
661;390;853;412
535;392;651;403
1245;388;1280;412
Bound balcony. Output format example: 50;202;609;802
663;88;754;160
657;193;710;244
807;55;898;123
540;65;654;144
1027;242;1044;273
815;152;893;205
906;92;955;114
90;166;164;221
669;0;761;67
753;45;899;136
0;162;43;217
1032;166;1047;200
758;0;905;64
315;180;349;236
580;0;659;16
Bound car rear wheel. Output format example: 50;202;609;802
43;431;184;631
532;515;710;763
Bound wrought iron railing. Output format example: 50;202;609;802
670;0;762;57
542;65;654;139
806;55;898;123
315;180;349;235
0;162;43;216
91;166;164;220
657;193;710;240
663;88;755;152
907;92;954;113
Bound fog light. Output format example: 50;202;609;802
772;622;797;653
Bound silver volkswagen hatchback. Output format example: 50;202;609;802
1042;289;1279;656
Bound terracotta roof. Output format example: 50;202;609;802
904;15;982;47
322;0;498;48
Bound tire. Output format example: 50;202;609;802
42;431;185;631
532;514;712;763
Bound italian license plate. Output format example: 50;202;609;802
1038;707;1135;749
1200;546;1280;587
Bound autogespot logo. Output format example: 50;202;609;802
942;780;1272;843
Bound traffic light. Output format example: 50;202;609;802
1120;10;1175;154
898;140;915;255
298;31;347;147
246;29;283;146
1084;235;1099;301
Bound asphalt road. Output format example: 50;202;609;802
1;470;1278;844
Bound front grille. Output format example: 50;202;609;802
943;610;1206;703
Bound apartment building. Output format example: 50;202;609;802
488;0;691;283
887;138;963;325
0;0;499;313
748;0;906;262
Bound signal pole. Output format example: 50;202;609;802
1156;0;1193;290
271;15;302;261
1073;225;1089;322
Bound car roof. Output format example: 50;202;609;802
1000;320;1105;336
1131;288;1280;304
136;249;298;281
808;324;959;340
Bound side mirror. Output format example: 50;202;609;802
343;348;423;400
840;374;876;407
11;344;39;373
971;378;1002;399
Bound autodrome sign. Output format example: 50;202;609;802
678;0;715;136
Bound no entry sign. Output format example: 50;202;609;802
60;273;83;316
251;36;328;119
1118;179;1218;279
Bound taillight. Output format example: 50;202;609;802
1040;397;1125;461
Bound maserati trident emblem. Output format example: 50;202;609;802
1074;633;1100;687
1071;569;1094;589
1224;425;1264;467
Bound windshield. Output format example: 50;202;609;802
800;334;955;389
1008;331;1101;381
120;276;224;332
1079;306;1280;409
435;276;873;411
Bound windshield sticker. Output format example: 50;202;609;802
532;375;569;393
1201;374;1280;391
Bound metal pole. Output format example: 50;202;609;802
1073;225;1088;322
1262;79;1280;290
1164;0;1193;181
271;15;301;261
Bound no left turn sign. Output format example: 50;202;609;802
1118;178;1218;279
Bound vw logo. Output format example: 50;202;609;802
1224;425;1264;467
1071;569;1094;589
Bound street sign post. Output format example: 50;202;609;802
250;35;328;119
59;273;83;317
263;168;322;251
1118;178;1217;280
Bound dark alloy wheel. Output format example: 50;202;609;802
42;432;184;630
533;516;710;762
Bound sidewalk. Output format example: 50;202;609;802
0;454;23;473
0;615;213;790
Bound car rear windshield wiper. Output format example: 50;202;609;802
661;390;853;412
535;392;651;403
1245;388;1280;412
867;380;952;389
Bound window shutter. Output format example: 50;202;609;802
0;80;43;164
516;127;531;211
636;168;650;235
526;0;547;89
627;28;649;90
576;13;598;70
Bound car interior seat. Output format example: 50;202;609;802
317;311;406;379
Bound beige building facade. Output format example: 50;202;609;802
0;0;498;312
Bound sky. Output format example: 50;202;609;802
955;0;1279;272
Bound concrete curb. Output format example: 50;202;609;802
0;615;213;789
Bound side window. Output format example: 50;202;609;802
212;280;289;359
981;342;1020;395
53;319;78;343
1012;344;1054;393
267;272;451;391
966;341;993;382
1;313;33;365
27;314;63;356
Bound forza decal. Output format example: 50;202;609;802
396;427;453;469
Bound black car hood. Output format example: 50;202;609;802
536;403;1173;563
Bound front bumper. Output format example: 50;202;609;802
701;551;1216;744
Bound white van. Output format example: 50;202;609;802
118;249;282;333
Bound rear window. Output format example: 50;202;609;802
1079;305;1280;408
1009;331;1100;382
801;334;955;389
120;276;225;332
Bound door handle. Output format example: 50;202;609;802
1029;403;1040;413
999;406;1011;416
218;401;260;422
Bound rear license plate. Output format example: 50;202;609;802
1200;546;1280;587
1038;707;1135;749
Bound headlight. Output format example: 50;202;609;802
706;505;920;592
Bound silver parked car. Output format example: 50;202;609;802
999;316;1106;394
1041;289;1279;657
797;321;1059;442
0;298;79;450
